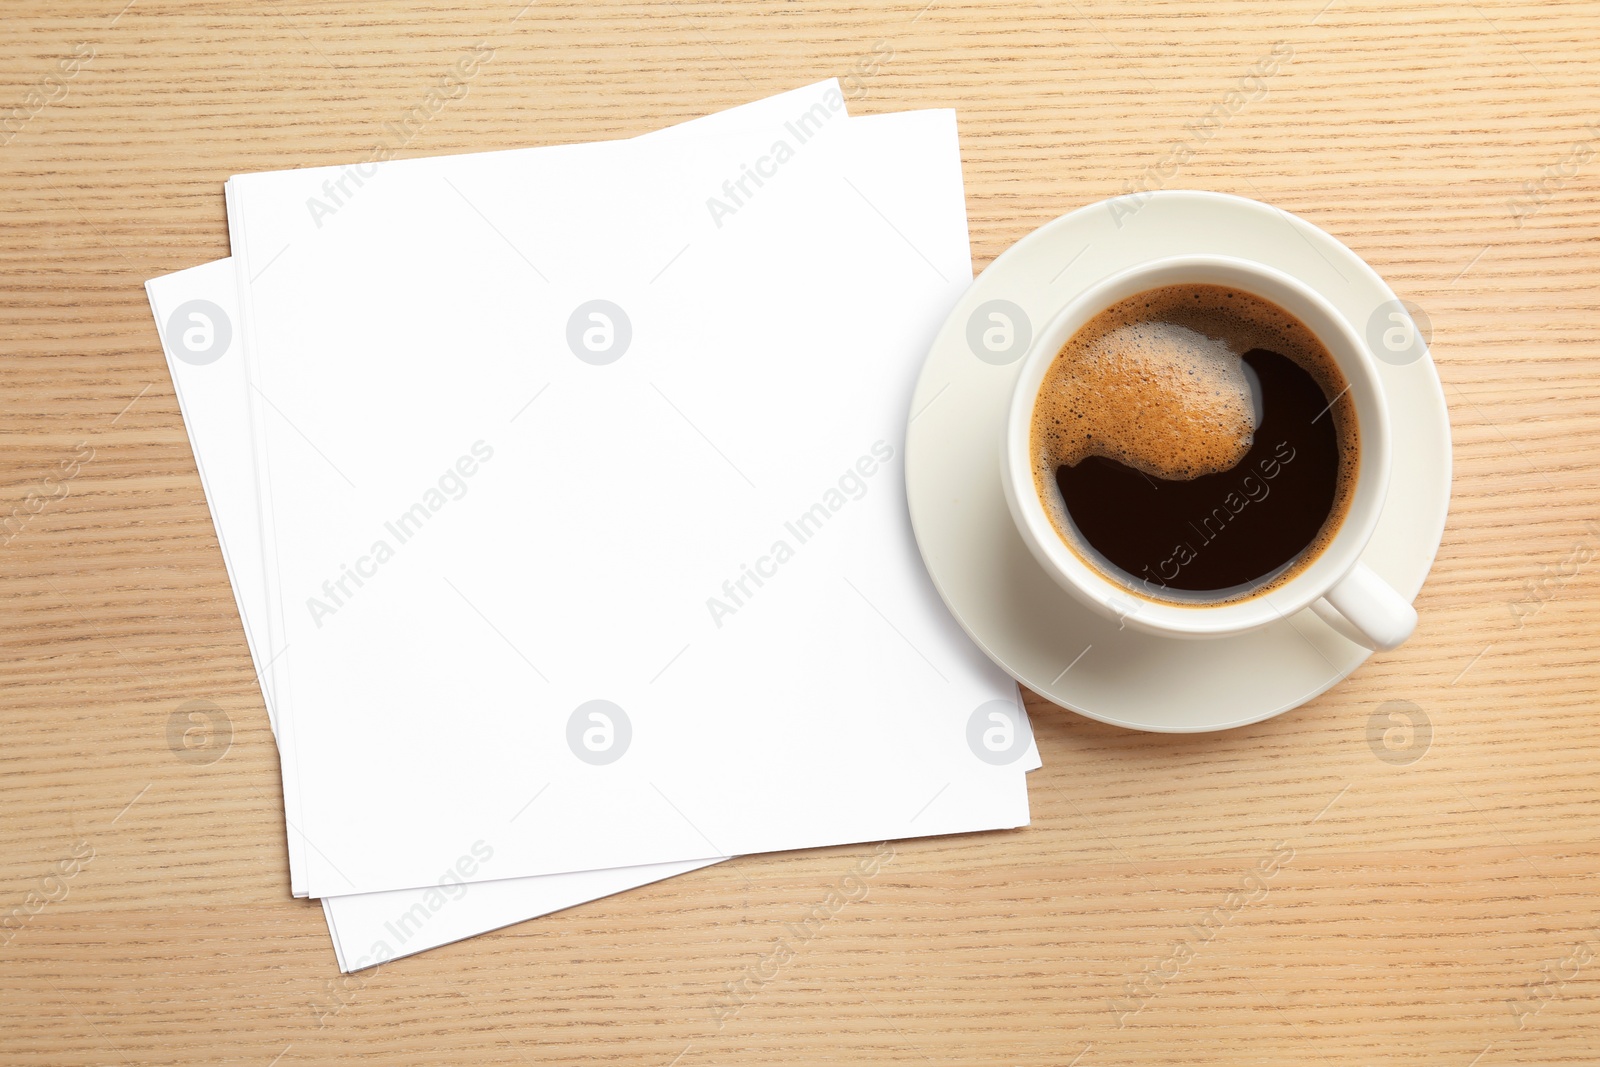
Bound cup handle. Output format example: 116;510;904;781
1309;561;1417;651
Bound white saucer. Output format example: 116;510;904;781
904;190;1451;733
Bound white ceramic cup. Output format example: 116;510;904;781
1000;254;1417;651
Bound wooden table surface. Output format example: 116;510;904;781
3;1;1597;1063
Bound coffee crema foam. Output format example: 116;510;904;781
1030;283;1360;604
1034;317;1255;481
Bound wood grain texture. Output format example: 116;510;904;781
2;0;1597;1063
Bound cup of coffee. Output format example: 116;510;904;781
1000;254;1417;650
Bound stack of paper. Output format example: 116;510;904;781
146;81;1037;971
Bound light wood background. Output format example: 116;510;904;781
2;1;1597;1063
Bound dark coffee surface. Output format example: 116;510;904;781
1055;348;1340;595
1029;283;1358;603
